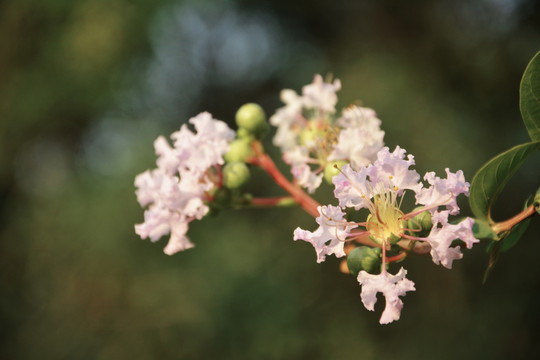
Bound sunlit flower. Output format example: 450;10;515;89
270;75;385;193
357;267;415;324
293;205;357;263
294;145;478;323
134;112;235;254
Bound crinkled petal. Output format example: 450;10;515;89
163;214;195;255
424;216;478;269
357;267;415;324
293;205;357;263
292;164;323;193
416;169;470;215
332;164;373;210
302;74;341;113
370;146;422;196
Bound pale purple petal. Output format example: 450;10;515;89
291;164;323;194
332;164;373;210
293;205;357;263
370;146;422;196
163;214;195;255
424;216;478;269
357;267;415;324
302;74;341;113
416;169;470;215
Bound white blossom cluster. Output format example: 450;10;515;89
134;112;235;255
270;75;385;193
294;146;479;324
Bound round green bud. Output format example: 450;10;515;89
222;162;250;189
224;138;254;163
236;127;254;140
407;207;432;237
347;246;382;276
235;103;269;138
323;160;348;184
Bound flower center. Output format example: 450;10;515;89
366;191;404;244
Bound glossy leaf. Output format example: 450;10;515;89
469;141;540;221
520;51;540;141
500;218;531;252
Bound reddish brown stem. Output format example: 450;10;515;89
492;204;537;234
251;196;293;207
249;150;320;218
387;252;407;263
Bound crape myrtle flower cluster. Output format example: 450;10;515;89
294;146;478;323
135;112;235;255
134;74;480;324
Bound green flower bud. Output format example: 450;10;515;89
222;162;250;189
224;138;254;163
388;232;402;245
236;127;254;140
407;207;432;237
235;103;269;139
323;160;348;184
347;246;382;276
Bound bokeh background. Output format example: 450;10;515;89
1;0;540;358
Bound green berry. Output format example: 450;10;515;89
347;246;382;276
222;162;250;189
323;160;348;184
407;207;432;237
224;138;254;163
235;103;269;138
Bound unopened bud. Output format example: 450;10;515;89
222;162;250;189
407;207;432;237
347;246;382;275
224;138;254;163
235;103;269;139
324;160;348;184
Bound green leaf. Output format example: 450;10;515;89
472;219;498;240
469;141;540;221
520;51;540;141
500;218;531;252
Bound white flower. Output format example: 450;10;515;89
291;164;323;194
330;106;385;169
332;146;478;262
302;74;341;113
357;267;416;324
135;112;235;254
332;164;372;210
416;169;470;215
270;77;385;193
424;214;478;269
293;205;357;263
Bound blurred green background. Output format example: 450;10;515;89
1;0;540;358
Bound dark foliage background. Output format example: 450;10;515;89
1;0;539;358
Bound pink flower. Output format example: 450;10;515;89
293;205;357;263
134;112;235;255
357;267;415;324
